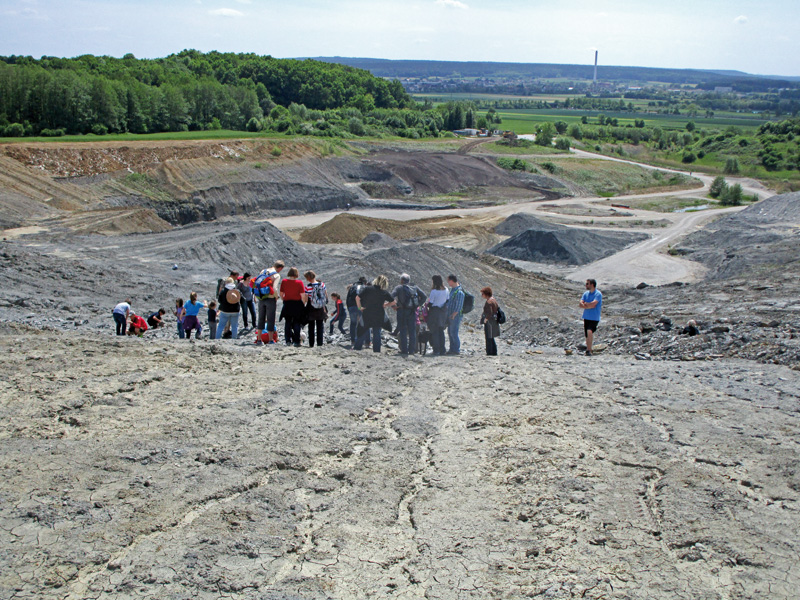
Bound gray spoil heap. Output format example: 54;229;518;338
489;213;648;266
675;191;800;280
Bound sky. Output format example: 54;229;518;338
1;0;798;77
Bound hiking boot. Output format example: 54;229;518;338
585;350;593;356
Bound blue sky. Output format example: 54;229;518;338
1;0;797;76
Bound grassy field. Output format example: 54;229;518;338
528;157;700;197
495;109;767;135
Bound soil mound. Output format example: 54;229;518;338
367;150;559;197
676;192;800;281
362;232;400;248
41;208;173;236
489;215;648;265
494;213;565;236
299;213;465;244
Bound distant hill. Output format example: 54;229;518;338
310;57;797;87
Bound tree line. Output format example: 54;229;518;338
0;50;414;136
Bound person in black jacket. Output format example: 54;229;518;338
216;277;241;340
391;273;426;355
354;275;395;353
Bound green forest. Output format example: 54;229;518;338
0;50;422;136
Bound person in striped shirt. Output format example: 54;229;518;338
446;274;465;355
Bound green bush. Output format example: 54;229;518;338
709;175;727;198
91;124;108;135
40;128;66;137
270;145;282;157
555;137;571;151
2;123;24;137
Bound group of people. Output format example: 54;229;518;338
112;258;603;357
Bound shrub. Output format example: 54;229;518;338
540;161;557;174
724;157;740;174
91;123;108;136
721;183;743;206
246;117;262;132
709;176;727;198
348;118;366;136
270;145;282;157
682;151;696;163
555;137;571;151
40;128;66;137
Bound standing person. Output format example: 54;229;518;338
147;308;166;329
427;275;449;356
216;278;241;340
237;273;256;330
354;275;395;353
255;260;284;345
112;299;131;336
391;273;426;356
183;292;207;340
328;293;347;335
479;287;500;356
579;278;602;356
446;274;466;355
174;299;185;339
279;267;308;347
304;270;328;348
207;301;218;340
345;276;368;345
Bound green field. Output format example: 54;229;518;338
495;108;767;135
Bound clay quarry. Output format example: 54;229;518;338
1;137;799;599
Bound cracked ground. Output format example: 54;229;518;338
1;324;799;599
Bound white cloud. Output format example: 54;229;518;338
209;8;244;17
435;0;469;9
734;15;748;24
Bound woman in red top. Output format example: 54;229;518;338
279;267;308;346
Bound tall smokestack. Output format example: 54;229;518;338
593;51;598;83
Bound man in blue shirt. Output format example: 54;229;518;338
446;274;465;355
579;279;602;356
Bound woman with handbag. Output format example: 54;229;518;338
479;287;500;356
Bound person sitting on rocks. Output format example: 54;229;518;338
147;309;166;329
128;313;148;336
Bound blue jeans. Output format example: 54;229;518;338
113;312;127;336
355;325;381;352
216;312;239;339
177;320;184;339
330;310;347;334
348;306;360;343
447;314;462;354
396;308;417;354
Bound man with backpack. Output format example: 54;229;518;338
254;260;284;345
345;276;368;345
391;273;426;356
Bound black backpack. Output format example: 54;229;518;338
345;282;362;307
461;290;475;314
403;285;420;309
496;306;506;324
